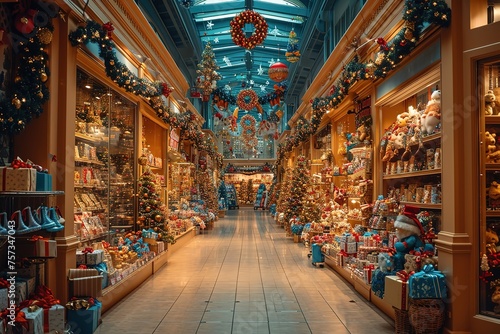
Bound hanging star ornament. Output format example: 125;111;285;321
257;64;264;76
206;21;214;30
268;58;276;66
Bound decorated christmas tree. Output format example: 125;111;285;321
299;192;322;225
138;168;175;243
238;180;248;204
285;29;301;63
247;179;255;204
283;156;310;233
196;41;221;100
276;168;292;216
197;170;219;215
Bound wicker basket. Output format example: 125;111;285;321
408;299;445;334
393;306;413;334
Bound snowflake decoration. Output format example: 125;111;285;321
260;84;267;92
270;26;281;37
268;58;276;66
213;37;219;43
257;64;264;76
206;21;214;30
223;56;231;66
224;84;231;92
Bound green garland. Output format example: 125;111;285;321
0;7;56;134
275;0;451;169
69;20;223;165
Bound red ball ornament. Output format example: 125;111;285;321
15;10;37;35
268;62;289;82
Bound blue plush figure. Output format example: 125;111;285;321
393;205;434;270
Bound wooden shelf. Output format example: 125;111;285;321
0;190;64;197
485;163;500;170
421;132;441;143
75;132;106;143
75;157;105;166
485;116;500;124
399;201;442;209
383;168;441;180
485;210;500;217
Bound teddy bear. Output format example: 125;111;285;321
393;205;435;270
485;90;497;115
420;90;441;134
486;227;499;255
488;181;500;200
485;131;498;154
490;279;500;313
356;123;371;142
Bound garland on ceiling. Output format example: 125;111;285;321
274;0;451;169
0;3;59;134
69;20;223;168
211;82;287;110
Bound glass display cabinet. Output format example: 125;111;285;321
73;69;137;244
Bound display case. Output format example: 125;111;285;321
73;69;137;243
478;56;500;320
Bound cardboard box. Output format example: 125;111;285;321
35;172;52;191
68;269;102;298
0;167;36;191
384;275;409;310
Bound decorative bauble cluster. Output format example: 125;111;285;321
268;62;289;82
230;10;268;50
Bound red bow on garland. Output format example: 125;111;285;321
102;22;114;39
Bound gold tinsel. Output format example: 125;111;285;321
37;28;53;44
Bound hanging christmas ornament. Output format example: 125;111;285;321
196;41;221;100
230;10;268;50
285;29;301;63
268;62;289;82
180;0;193;8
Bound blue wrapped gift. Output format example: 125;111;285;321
371;268;396;299
67;299;102;334
35;172;52;191
409;264;447;299
88;262;108;289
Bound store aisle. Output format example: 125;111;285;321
96;208;394;334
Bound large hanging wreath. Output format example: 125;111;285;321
237;89;259;111
230;10;268;50
240;114;258;150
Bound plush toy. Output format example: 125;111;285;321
486;227;499;255
420;90;441;134
488;181;500;200
485;90;497;115
356;123;371;142
393;205;434;270
485;131;498;154
490;279;500;313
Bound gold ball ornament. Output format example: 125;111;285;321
145;206;151;212
14;76;22;84
12;98;21;109
37;91;43;99
155;215;162;222
36;28;53;44
40;72;48;82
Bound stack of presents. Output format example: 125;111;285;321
318;205;447;333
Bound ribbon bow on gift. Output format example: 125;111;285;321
82;247;94;254
65;297;95;310
422;263;435;273
0;308;28;330
30;235;45;241
396;270;415;282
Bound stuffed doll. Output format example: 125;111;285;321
421;90;441;134
393;205;435;270
485;227;499;255
485;90;497;115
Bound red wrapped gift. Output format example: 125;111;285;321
33;237;57;258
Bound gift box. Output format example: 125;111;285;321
76;249;104;265
0;288;7;310
35;172;52;192
0;167;37;191
384;275;409;310
68;269;102;298
409;264;447;299
42;304;65;333
87;263;108;290
34;240;57;258
339;242;357;254
67;300;102;334
15;281;27;305
371;268;396;299
17;277;36;299
21;306;44;334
